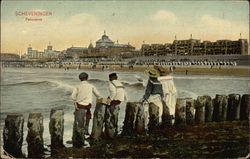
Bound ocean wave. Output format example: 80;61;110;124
1;80;75;91
177;89;199;99
88;79;145;89
1;81;51;86
88;79;107;83
121;82;144;88
48;80;75;90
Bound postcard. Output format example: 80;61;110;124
1;0;249;158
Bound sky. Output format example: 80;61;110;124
1;0;249;54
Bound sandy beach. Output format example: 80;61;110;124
64;65;250;77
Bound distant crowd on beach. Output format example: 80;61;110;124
0;57;240;69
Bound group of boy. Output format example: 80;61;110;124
71;66;177;147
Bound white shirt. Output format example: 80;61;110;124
71;81;101;105
158;75;177;95
108;80;127;102
158;75;177;116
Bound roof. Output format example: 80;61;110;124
96;34;114;43
88;43;94;48
68;47;87;50
113;44;134;48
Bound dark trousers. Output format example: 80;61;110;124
72;109;86;147
105;104;120;138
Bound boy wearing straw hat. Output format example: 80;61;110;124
140;68;164;127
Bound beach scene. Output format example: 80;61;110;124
1;0;249;158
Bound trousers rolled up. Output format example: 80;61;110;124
72;109;86;147
105;104;120;138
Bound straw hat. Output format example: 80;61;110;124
153;66;171;76
144;68;160;78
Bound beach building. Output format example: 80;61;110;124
141;38;248;56
65;31;136;58
25;44;62;59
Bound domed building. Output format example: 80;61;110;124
96;31;115;48
66;31;136;58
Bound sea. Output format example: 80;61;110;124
0;67;249;155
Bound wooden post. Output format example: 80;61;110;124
3;114;24;158
213;95;228;122
204;96;213;122
121;102;146;135
227;94;241;121
162;101;172;126
135;102;145;134
175;98;186;126
122;102;139;135
49;109;64;151
186;98;195;125
26;113;44;158
240;94;250;120
194;96;205;124
90;102;106;140
148;103;160;132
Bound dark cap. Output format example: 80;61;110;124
79;72;88;79
109;73;117;78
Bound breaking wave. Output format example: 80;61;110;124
177;89;199;99
2;80;75;91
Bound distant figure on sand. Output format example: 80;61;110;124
105;73;127;138
154;66;177;125
71;72;101;147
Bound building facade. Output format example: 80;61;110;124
25;44;61;59
141;38;249;56
65;31;136;58
141;43;172;56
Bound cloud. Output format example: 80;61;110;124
151;10;177;24
201;15;231;27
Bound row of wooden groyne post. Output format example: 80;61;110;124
2;94;250;158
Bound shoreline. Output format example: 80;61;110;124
63;65;250;77
2;65;249;77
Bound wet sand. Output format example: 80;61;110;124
64;65;249;77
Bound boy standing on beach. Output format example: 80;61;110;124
71;72;101;147
105;73;127;138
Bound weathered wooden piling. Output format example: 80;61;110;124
213;95;228;122
49;109;64;150
186;98;195;125
194;96;206;124
135;102;145;134
3;114;24;158
227;94;241;121
175;98;186;126
148;103;160;132
72;109;86;147
105;104;120;138
240;94;250;120
121;102;145;135
204;96;213;122
26;113;44;158
161;101;172;126
90;102;106;140
122;102;139;135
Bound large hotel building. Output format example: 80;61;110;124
66;31;136;58
142;38;248;56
